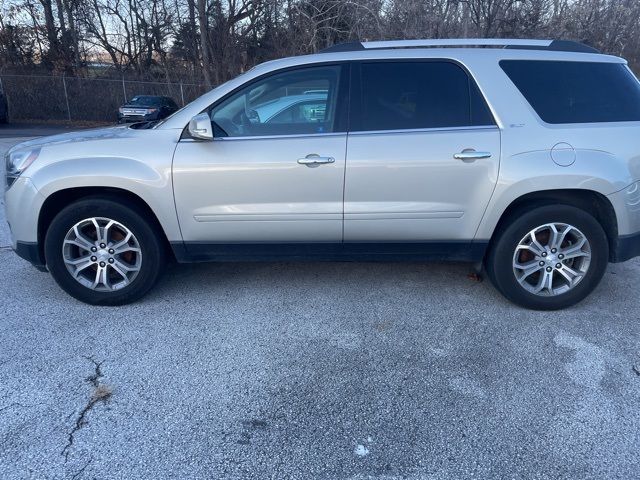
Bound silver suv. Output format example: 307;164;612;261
5;39;640;309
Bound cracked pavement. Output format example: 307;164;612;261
1;130;640;479
61;357;111;463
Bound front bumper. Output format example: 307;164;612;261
118;113;160;124
14;241;46;270
5;176;46;267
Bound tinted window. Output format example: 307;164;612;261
500;60;640;124
355;61;494;132
129;96;162;106
210;66;341;137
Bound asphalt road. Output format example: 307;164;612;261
1;131;640;479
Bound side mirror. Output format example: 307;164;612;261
188;113;213;141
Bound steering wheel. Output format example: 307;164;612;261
211;94;255;136
214;117;239;137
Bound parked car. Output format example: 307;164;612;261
251;92;327;125
5;38;640;309
117;95;178;123
0;91;8;123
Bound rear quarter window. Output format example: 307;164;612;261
500;60;640;124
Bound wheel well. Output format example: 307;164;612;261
38;187;175;263
490;189;619;262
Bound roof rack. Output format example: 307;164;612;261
320;39;600;54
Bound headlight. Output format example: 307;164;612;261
5;148;40;188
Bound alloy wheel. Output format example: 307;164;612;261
62;217;142;292
512;222;591;296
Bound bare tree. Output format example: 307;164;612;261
2;0;640;82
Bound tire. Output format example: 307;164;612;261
486;204;609;310
44;197;165;305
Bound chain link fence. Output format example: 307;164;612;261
0;74;209;123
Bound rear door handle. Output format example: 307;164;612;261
454;150;492;161
297;154;335;166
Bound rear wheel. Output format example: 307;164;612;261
45;198;165;305
486;205;609;310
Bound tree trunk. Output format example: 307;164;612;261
63;0;82;69
197;0;213;87
39;0;60;66
187;0;199;78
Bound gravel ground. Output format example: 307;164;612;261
1;133;640;480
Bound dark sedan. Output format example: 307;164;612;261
118;95;179;123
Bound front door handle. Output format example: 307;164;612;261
297;154;335;166
454;150;492;161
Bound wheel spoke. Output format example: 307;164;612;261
557;225;574;249
72;259;94;277
529;229;546;254
114;259;139;273
548;224;561;250
113;244;140;255
516;243;544;256
110;263;130;285
532;270;554;294
64;238;92;251
557;265;583;285
561;239;589;260
99;265;111;290
90;266;102;289
65;254;93;266
102;220;116;244
514;261;543;283
69;225;94;251
111;232;135;253
90;218;102;243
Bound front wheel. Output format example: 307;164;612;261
45;198;165;305
486;205;609;310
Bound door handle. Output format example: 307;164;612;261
454;150;492;161
297;154;335;166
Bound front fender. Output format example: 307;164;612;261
29;155;182;243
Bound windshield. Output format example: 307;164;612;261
128;96;163;106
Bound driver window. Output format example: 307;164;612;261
210;66;341;137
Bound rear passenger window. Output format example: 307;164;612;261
500;60;640;124
355;61;494;132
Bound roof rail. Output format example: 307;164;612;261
320;39;599;54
